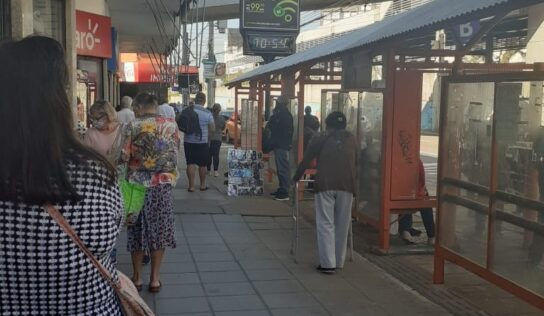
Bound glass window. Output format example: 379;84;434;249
78;57;103;101
1;0;10;40
32;0;64;44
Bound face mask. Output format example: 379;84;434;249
91;117;107;130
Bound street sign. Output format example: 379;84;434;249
455;20;481;45
203;59;216;79
241;0;300;32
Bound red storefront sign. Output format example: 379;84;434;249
128;62;199;83
76;11;112;58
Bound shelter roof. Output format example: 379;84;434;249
228;0;542;86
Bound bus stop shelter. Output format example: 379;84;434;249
227;0;544;309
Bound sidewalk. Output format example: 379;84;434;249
114;146;451;316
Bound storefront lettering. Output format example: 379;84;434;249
76;19;102;51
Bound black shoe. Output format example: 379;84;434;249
270;189;280;196
316;265;335;274
274;193;289;201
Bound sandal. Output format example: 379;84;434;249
131;279;143;292
188;188;195;192
200;187;209;191
148;281;162;293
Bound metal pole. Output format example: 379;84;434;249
207;20;215;105
182;21;190;105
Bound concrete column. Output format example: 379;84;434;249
10;0;33;39
65;0;78;124
526;3;544;63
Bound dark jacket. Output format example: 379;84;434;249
293;130;358;195
268;107;294;151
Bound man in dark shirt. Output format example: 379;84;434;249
303;106;320;150
268;96;294;201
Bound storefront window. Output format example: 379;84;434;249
33;0;64;44
78;57;103;102
1;0;10;40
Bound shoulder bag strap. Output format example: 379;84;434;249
44;204;119;290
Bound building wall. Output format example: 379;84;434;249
75;0;109;16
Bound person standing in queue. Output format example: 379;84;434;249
124;92;181;293
117;96;136;124
293;112;357;274
269;96;294;201
0;36;124;315
183;92;215;192
208;103;226;177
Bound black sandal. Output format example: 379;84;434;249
148;281;162;293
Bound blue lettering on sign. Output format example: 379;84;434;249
456;20;481;45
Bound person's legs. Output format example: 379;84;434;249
334;191;353;268
198;143;210;189
420;208;435;238
207;144;213;172
187;164;196;191
184;143;197;191
315;191;336;269
130;251;145;286
274;148;290;197
213;140;222;171
150;248;165;287
398;214;413;233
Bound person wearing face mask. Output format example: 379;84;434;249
84;100;130;167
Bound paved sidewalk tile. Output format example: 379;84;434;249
116;170;453;316
208;295;266;311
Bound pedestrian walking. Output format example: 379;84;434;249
157;97;176;119
269;96;294;201
208;103;226;177
0;36;124;315
181;92;215;192
125;92;181;293
117;95;136;124
293;112;357;274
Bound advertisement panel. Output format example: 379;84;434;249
76;11;112;58
241;0;300;32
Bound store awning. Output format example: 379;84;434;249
227;0;543;86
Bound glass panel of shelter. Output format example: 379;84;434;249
492;80;544;297
440;77;544;287
439;82;495;267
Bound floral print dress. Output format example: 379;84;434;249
125;115;181;252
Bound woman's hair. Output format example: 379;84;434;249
212;103;221;114
89;100;117;123
325;111;347;131
0;36;115;205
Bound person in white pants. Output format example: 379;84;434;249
293;112;358;274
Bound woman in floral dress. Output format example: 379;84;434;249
124;93;181;293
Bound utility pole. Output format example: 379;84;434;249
207;21;216;106
182;21;190;105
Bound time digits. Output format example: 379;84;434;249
252;37;290;49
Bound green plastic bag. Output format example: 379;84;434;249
120;180;147;226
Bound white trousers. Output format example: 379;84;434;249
315;191;353;269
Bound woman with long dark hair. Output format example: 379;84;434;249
0;37;123;315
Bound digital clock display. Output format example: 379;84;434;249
245;33;296;55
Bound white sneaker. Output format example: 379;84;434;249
214;171;219;177
427;237;435;246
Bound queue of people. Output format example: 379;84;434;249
0;36;438;314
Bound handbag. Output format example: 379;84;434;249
44;204;155;316
119;180;147;226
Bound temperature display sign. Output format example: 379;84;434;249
241;0;300;32
245;32;296;55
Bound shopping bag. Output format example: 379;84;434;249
120;180;147;226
